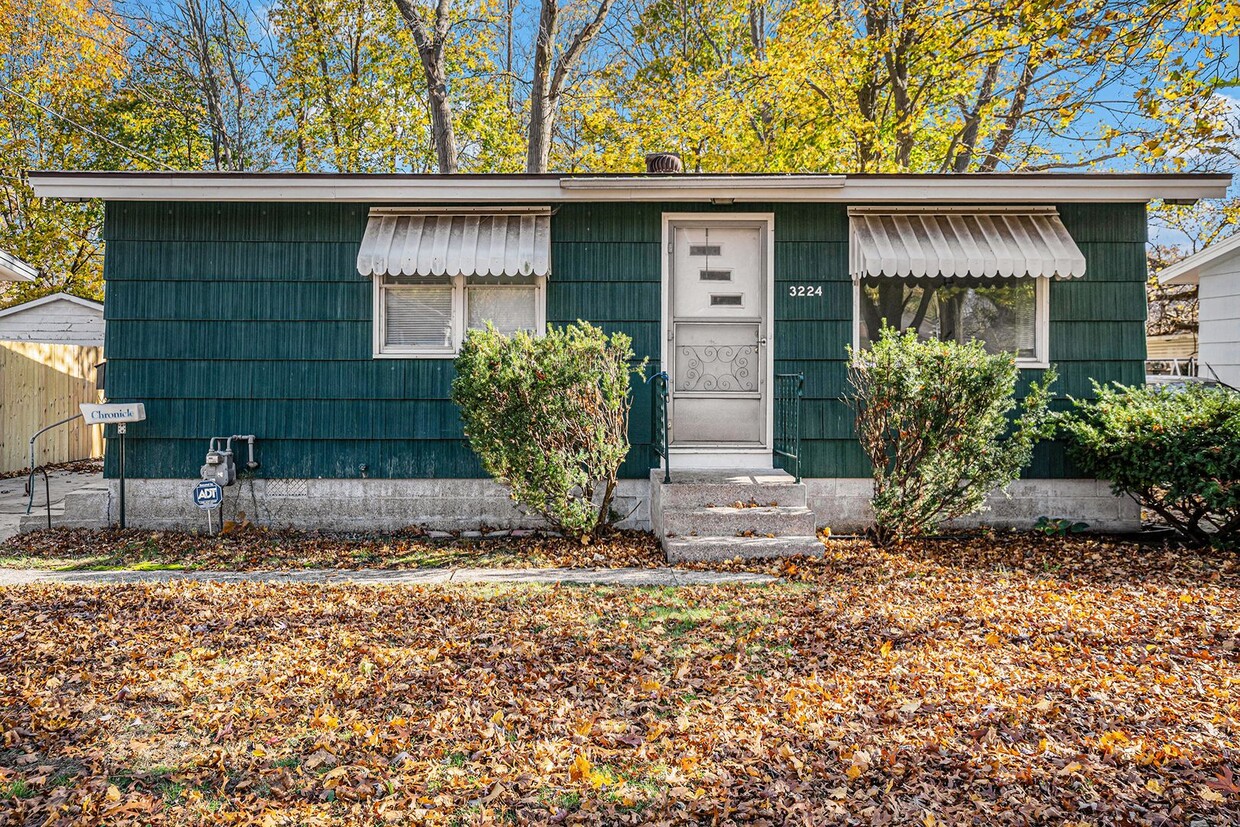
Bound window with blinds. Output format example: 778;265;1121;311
383;284;454;352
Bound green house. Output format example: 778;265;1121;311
29;170;1230;553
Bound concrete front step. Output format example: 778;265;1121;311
664;534;824;563
662;505;816;538
18;486;109;533
653;468;807;510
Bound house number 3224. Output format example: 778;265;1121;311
788;285;823;297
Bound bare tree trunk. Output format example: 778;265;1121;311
393;0;459;173
183;0;234;169
527;0;558;173
949;60;999;172
854;2;886;172
979;48;1037;171
506;0;516;114
883;0;919;169
526;0;617;172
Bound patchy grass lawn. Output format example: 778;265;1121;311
1;540;1238;825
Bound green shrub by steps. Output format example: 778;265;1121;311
452;321;644;539
1061;383;1240;548
848;328;1057;544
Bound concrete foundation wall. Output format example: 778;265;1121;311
37;476;1139;535
806;478;1140;533
66;478;652;533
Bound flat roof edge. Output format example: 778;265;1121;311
27;171;1233;203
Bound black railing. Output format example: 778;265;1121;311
774;373;804;483
647;371;670;483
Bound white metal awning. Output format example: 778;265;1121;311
357;209;551;277
849;207;1086;280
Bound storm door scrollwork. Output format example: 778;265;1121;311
675;343;758;392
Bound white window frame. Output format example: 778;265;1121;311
373;274;547;359
851;275;1051;369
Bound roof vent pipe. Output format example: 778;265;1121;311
645;152;684;174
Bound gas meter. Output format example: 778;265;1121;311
201;448;236;487
201;435;258;487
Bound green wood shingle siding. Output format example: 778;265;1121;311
101;200;1147;482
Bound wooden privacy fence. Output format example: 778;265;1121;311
0;341;103;473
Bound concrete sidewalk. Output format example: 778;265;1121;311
0;566;777;588
0;469;103;542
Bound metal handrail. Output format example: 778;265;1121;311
647;371;670;483
24;467;52;529
773;373;804;483
25;413;83;515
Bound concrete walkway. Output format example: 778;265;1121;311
0;566;777;588
0;469;102;542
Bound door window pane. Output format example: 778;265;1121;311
858;276;1039;360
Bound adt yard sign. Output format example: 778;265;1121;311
193;480;223;509
80;402;146;424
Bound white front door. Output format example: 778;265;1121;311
666;218;771;452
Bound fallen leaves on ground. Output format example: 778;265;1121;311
0;459;103;482
5;526;1237;588
1;537;1238;825
0;527;666;572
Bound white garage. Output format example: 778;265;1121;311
0;293;105;346
1159;232;1240;389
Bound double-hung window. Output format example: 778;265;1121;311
358;209;551;358
849;207;1087;369
375;274;545;357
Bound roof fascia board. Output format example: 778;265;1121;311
848;205;1060;214
0;249;38;281
29;175;569;203
27;172;1232;203
368;205;552;215
837;177;1229;203
1158;231;1240;285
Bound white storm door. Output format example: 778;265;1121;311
668;222;768;447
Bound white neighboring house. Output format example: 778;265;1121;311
0;249;37;283
0;293;105;346
1159;232;1240;389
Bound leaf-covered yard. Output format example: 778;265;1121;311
1;538;1238;825
0;529;667;573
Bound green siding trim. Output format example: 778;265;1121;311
1049;280;1147;321
551;242;661;281
101;199;1147;482
105;240;361;282
1049;322;1145;361
106;358;458;400
105;281;369;321
107;320;373;360
1056;203;1147;244
102;437;655;480
105;202;370;242
547;282;659;321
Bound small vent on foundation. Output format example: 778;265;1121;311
690;244;721;256
267;479;309;498
710;294;743;306
699;269;732;281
